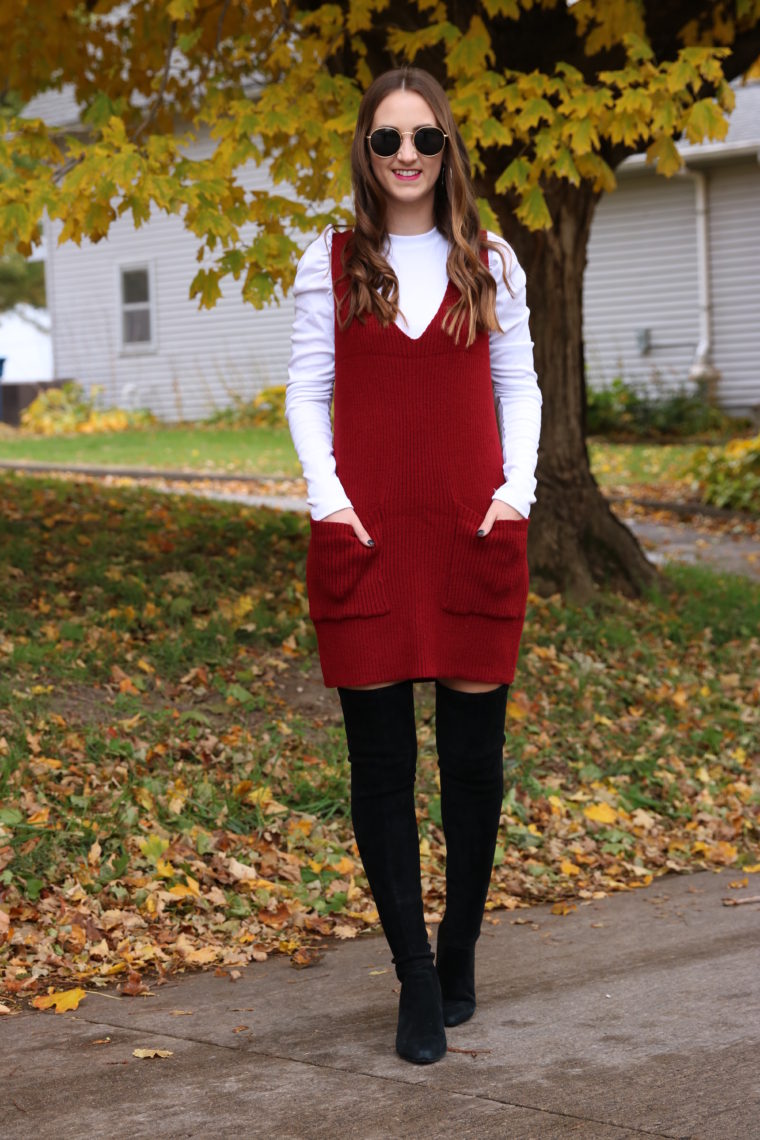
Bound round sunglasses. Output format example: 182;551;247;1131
366;126;448;158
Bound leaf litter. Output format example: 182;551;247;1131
0;474;758;1009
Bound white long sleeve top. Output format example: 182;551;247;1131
285;226;542;521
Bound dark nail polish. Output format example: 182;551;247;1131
477;529;485;537
367;538;375;547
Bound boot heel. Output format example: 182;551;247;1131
436;943;476;1027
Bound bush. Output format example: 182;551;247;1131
20;381;156;435
205;385;287;429
586;376;746;440
688;434;760;513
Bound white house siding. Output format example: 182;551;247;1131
582;173;700;399
46;148;297;421
706;159;760;414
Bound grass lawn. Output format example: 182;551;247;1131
1;473;758;1005
1;422;705;492
0;424;302;477
587;439;699;489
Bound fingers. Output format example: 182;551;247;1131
354;522;375;547
477;503;525;536
320;508;374;546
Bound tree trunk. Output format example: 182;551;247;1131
489;179;659;602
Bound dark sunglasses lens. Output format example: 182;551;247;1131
414;127;445;155
369;128;401;157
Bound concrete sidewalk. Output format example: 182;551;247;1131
3;870;758;1140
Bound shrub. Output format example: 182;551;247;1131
204;385;287;429
586;376;746;440
20;381;155;435
688;435;760;513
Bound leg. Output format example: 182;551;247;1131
337;680;446;1064
434;677;509;1026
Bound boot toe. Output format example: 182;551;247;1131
442;997;476;1027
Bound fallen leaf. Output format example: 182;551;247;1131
560;859;581;876
32;987;87;1013
332;923;359;939
290;947;323;969
584;803;617;825
119;972;152;997
132;1048;174;1059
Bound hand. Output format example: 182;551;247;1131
477;500;525;537
320;507;374;547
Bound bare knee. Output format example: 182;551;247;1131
341;681;399;691
437;677;502;693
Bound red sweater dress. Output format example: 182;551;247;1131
305;229;530;688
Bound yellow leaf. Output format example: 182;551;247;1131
645;135;682;177
333;923;359;939
132;1047;174;1059
332;856;355;876
584;802;617;825
168;878;200;898
560;859;581;876
184;946;219;964
32;987;87;1014
551;901;576;916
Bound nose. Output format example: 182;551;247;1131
397;134;417;163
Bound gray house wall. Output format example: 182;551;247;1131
583;79;760;418
44;142;298;422
708;160;760;414
583;171;700;399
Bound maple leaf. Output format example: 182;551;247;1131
584;802;618;825
32;987;87;1013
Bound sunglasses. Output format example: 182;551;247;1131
366;126;448;158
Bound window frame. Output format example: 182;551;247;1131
117;261;158;355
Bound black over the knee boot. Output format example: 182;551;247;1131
434;680;509;1027
338;681;446;1064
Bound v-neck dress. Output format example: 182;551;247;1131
304;228;530;688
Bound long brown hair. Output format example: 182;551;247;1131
337;67;513;347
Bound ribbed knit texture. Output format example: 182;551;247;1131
305;230;530;687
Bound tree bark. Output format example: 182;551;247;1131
487;177;659;602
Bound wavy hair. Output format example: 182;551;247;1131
336;67;513;347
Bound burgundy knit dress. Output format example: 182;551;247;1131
305;230;530;688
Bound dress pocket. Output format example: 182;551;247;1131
442;502;529;619
306;513;391;621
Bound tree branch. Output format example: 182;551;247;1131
132;22;177;143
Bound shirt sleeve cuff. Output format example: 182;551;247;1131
310;483;354;521
491;483;534;519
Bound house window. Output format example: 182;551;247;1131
119;265;156;351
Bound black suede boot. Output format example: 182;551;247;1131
434;680;509;1027
338;681;446;1064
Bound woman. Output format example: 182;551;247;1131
285;67;542;1065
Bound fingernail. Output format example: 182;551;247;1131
477;529;485;537
366;538;375;547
